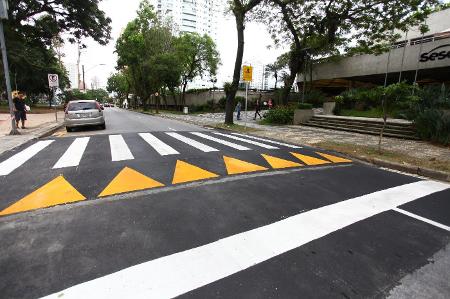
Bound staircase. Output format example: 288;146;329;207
301;115;418;140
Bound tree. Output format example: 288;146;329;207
224;0;262;124
266;52;289;90
175;33;220;107
107;72;131;106
256;0;439;104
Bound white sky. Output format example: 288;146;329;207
61;0;287;89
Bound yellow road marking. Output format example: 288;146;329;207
99;167;164;197
261;154;303;169
172;160;219;184
223;156;268;175
290;152;331;165
316;152;352;163
0;176;85;216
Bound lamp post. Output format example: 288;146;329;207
82;63;106;92
0;0;19;135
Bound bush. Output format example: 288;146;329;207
303;89;327;108
415;109;450;145
218;97;226;109
297;103;313;110
263;106;294;124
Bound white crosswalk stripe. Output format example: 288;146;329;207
231;132;302;149
0;140;54;176
139;133;179;156
190;132;251;150
213;132;279;149
53;137;90;169
166;132;219;152
109;135;134;161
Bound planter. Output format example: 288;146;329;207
294;109;314;125
323;102;336;115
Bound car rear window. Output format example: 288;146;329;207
68;102;97;111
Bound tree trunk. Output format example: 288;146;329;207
181;82;187;107
279;50;303;105
225;14;245;125
378;97;387;152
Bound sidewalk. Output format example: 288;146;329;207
156;111;450;180
0;112;64;156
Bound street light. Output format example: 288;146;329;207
82;63;106;92
0;0;19;135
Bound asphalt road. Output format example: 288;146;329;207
0;108;449;299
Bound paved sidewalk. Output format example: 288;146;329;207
157;111;450;164
0;112;64;155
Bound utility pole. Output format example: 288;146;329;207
0;0;19;135
82;65;85;92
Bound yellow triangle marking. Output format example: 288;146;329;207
99;167;164;197
261;154;303;169
223;156;268;175
290;152;331;166
0;176;85;216
172;160;219;184
316;152;352;163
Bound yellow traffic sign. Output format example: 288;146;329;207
242;65;253;82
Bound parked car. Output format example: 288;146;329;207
64;100;105;132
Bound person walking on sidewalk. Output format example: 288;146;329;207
235;101;242;120
13;91;27;129
253;98;262;120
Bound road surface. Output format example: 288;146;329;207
0;108;449;299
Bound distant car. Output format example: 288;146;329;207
64;100;105;132
104;103;110;107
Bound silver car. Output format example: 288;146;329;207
65;100;106;132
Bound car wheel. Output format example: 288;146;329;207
66;127;72;132
100;123;106;130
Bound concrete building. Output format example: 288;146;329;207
297;8;450;94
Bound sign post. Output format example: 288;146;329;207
48;74;59;122
0;0;19;135
242;65;253;130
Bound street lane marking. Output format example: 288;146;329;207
40;180;450;299
191;132;250;151
213;132;279;149
172;160;219;184
166;132;219;153
261;154;303;169
316;152;352;163
99;167;164;197
223;156;268;175
231;133;302;149
53;137;90;168
0;140;54;176
393;207;450;232
139;133;179;156
0;176;85;216
290;152;331;165
109;135;134;161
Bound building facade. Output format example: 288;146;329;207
297;8;450;94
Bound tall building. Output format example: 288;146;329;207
151;0;222;88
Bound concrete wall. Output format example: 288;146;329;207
297;37;450;82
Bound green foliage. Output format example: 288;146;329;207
297;103;313;110
415;109;450;145
263;106;294;125
64;89;109;103
107;71;130;101
218;96;227;109
186;88;211;94
303;90;327;108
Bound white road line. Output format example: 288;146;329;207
166;132;219;153
0;140;54;176
213;132;279;149
53;137;90;169
393;207;450;232
190;132;250;151
40;180;449;299
231;132;302;149
109;135;134;161
139;133;179;156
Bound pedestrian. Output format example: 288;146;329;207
268;98;273;109
13;91;27;129
254;99;262;120
235;101;242;120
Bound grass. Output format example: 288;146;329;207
315;141;450;173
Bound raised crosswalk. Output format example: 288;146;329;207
0;131;333;176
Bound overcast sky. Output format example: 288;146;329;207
61;0;287;89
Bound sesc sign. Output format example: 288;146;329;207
420;44;450;62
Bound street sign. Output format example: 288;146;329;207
48;74;59;88
242;65;253;82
